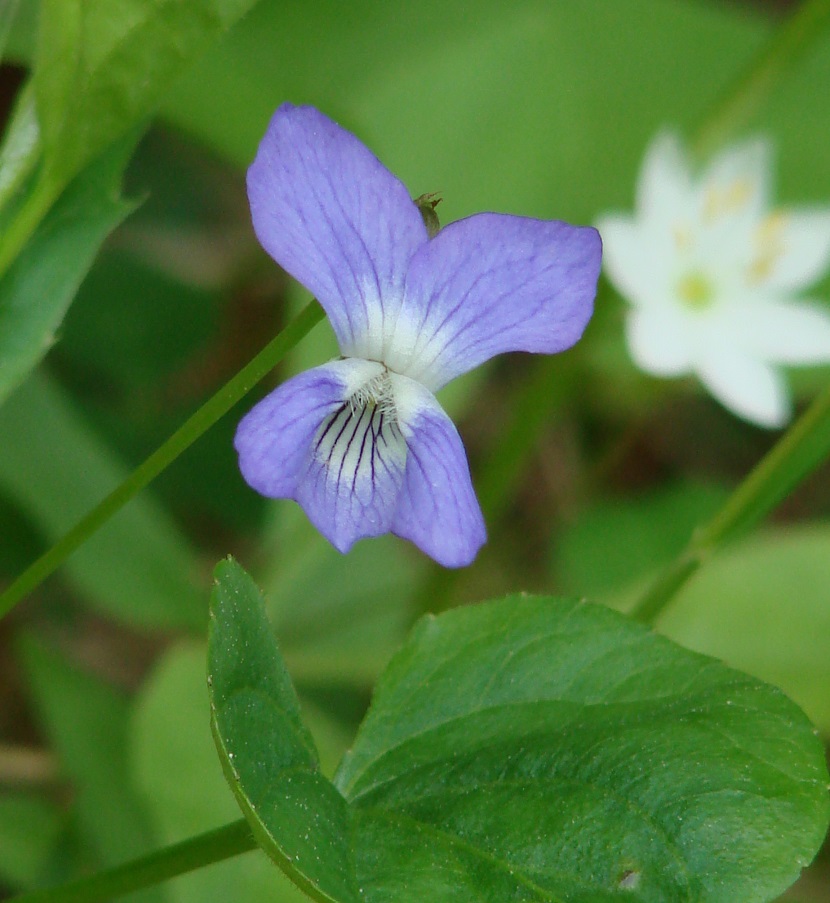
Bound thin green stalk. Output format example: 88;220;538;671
7;819;255;903
692;0;830;159
412;356;577;616
474;357;578;525
0;82;41;217
630;384;830;624
623;0;830;621
0;300;324;619
0;172;60;280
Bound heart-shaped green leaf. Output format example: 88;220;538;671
208;558;355;903
209;560;829;903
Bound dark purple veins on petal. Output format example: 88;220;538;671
314;401;405;500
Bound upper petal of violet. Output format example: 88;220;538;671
247;104;428;356
388;213;601;391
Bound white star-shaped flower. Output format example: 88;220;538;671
598;131;830;427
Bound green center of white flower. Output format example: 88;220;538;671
677;271;715;311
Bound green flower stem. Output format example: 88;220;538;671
411;355;577;616
7;818;255;903
630;384;830;624
692;0;830;159
0;172;61;281
476;356;578;524
0;299;324;620
627;0;830;621
0;82;41;217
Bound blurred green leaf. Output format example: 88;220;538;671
0;0;270;401
10;1;830;220
33;0;260;190
0;793;63;890
0;490;41;573
555;482;731;597
261;507;415;686
0;0;21;63
210;559;829;903
131;641;307;903
0;81;40;218
17;634;168;903
0;134;136;406
160;0;771;217
657;523;830;737
1;0;35;63
58;250;218;391
0;373;205;629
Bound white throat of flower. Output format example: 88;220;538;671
313;363;408;500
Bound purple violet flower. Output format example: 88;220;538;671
235;104;601;567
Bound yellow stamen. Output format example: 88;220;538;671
703;179;754;223
725;178;751;211
747;211;788;285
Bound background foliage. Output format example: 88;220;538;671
1;0;829;900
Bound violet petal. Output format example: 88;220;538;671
394;213;601;390
392;380;486;568
247;103;427;355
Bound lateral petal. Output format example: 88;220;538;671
234;362;352;499
696;348;790;429
733;298;830;365
247;104;427;354
392;213;601;391
625;308;693;376
391;375;486;568
752;209;830;294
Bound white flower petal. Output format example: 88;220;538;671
625;308;693;376
696;349;790;428
699;136;772;221
596;215;669;308
636;130;693;227
752;208;830;293
735;298;830;364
